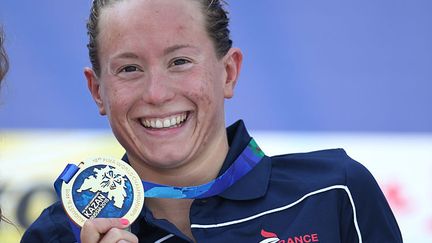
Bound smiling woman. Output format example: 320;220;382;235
22;1;403;242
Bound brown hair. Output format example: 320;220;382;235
87;0;232;76
0;26;9;82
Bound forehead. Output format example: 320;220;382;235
98;0;206;42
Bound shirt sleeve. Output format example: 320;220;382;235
21;201;76;243
341;155;403;242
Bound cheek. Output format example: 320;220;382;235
102;83;133;117
188;69;226;120
202;64;225;96
189;88;213;110
185;72;218;109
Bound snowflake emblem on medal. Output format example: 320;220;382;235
61;157;144;227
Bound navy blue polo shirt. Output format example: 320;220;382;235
22;120;402;242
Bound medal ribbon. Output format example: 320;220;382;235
142;138;265;198
54;138;265;242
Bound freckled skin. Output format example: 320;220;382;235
85;0;243;186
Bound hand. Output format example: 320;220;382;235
80;218;138;243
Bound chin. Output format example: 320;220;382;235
141;148;192;169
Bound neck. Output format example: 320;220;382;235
130;129;229;187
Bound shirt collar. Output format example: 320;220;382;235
217;120;271;200
122;119;271;201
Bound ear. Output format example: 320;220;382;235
84;67;106;115
223;48;243;99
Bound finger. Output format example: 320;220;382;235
81;218;130;243
99;227;138;243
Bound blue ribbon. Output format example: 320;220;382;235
54;138;265;242
143;138;264;199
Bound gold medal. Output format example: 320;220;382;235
61;156;144;227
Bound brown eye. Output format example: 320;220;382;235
120;65;140;73
172;58;190;66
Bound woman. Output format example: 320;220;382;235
23;1;402;242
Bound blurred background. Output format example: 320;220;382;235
0;0;431;242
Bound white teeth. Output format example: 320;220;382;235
163;119;170;128
155;120;163;128
141;112;188;129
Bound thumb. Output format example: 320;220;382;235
81;218;130;243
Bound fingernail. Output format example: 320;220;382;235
120;218;129;225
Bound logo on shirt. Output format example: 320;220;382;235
259;229;320;243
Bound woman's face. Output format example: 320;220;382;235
86;0;240;171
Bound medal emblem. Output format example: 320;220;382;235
61;157;144;227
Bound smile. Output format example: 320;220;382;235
140;112;189;129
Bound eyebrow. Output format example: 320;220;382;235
111;44;199;60
163;44;199;56
112;52;140;60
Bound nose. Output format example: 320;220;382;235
142;69;175;105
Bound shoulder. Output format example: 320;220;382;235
272;148;386;197
268;149;402;241
269;148;390;201
21;201;76;243
269;148;367;188
267;148;391;211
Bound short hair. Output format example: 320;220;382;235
87;0;232;76
0;27;9;82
